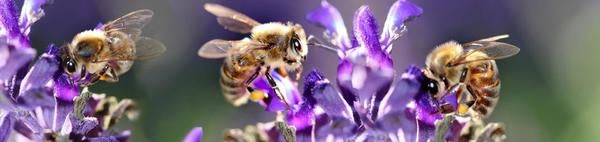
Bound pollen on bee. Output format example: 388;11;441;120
457;103;469;115
250;90;267;102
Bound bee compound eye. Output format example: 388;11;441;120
291;38;301;52
422;78;439;95
65;58;77;73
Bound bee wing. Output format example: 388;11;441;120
102;9;154;40
134;37;166;60
204;3;261;33
449;36;520;66
91;37;165;62
198;39;268;59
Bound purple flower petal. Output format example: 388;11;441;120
377;65;421;117
306;0;351;50
417;120;436;142
353;6;381;54
374;110;417;141
0;43;36;81
51;97;74;132
54;74;79;101
302;68;326;106
285;101;315;130
19;44;59;92
87;136;118;142
19;0;51;34
307;70;354;121
316;116;357;139
115;130;131;142
16;87;54;109
444;116;468;142
68;115;99;135
252;70;301;112
0;0;30;48
381;0;423;48
336;53;394;109
183;127;203;142
0;112;15;142
14;112;44;139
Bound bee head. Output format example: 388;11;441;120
421;69;446;98
425;41;464;83
283;23;308;68
59;44;85;80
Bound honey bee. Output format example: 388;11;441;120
198;3;308;107
420;35;519;117
60;9;166;86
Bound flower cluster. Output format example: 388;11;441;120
205;0;509;141
0;0;136;141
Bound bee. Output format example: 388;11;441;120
198;3;308;107
60;9;166;86
420;35;519;117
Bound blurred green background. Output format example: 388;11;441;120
27;0;600;141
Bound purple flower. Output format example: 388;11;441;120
251;70;302;112
183;127;203;142
0;1;136;141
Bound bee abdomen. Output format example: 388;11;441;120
220;65;249;106
472;84;500;117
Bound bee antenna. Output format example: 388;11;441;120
307;35;337;53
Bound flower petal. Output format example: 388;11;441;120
87;136;118;142
0;112;15;142
19;0;51;34
306;0;351;50
336;52;394;109
19;44;59;92
316;116;358;139
285;101;315;130
16;87;54;109
0;0;30;47
51;98;74;132
376;65;421;117
381;0;423;48
353;6;381;53
252;70;301;112
53;73;79;101
183;127;203;142
306;70;354;121
0;43;36;81
69;115;98;135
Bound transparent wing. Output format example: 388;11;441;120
204;3;260;33
449;36;520;66
92;37;165;62
102;9;154;40
198;39;268;59
135;37;166;60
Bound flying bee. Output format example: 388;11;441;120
198;3;308;107
60;9;166;86
420;35;519;117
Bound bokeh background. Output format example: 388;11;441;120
26;0;600;141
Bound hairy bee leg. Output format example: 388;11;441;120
265;67;290;108
245;68;268;102
456;68;476;116
244;68;261;85
294;67;303;81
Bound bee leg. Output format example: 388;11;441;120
457;68;476;116
99;65;119;82
265;67;290;108
245;69;267;102
294;67;303;81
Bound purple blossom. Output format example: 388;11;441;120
0;0;136;141
183;127;203;142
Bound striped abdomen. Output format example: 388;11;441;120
219;55;260;106
466;60;501;117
